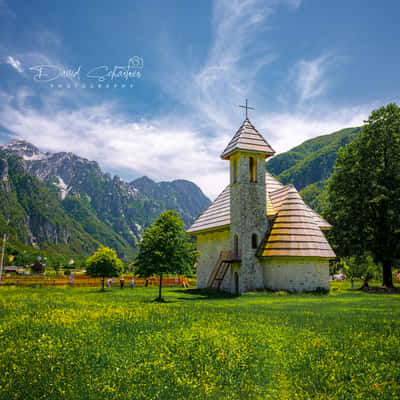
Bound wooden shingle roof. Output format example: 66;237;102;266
259;186;335;259
187;186;230;233
187;172;331;236
187;173;281;233
221;119;275;159
266;172;284;217
305;205;332;231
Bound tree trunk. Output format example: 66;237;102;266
101;277;105;291
382;261;393;287
360;279;369;289
0;233;6;281
158;273;163;301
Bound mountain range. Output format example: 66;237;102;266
0;140;210;259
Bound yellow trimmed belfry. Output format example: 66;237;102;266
188;116;335;294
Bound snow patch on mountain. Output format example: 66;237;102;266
55;176;70;200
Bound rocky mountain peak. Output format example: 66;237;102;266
131;176;155;185
0;138;211;256
0;139;47;161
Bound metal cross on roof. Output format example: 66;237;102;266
239;99;255;119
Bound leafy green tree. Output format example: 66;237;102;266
86;246;123;291
343;254;380;288
135;210;198;301
325;104;400;287
47;256;65;275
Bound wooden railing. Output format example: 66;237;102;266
207;250;232;289
0;275;195;288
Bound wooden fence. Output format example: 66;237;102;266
0;275;195;288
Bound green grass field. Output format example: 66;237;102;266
0;284;399;399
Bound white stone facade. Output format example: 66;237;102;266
196;232;330;292
196;229;230;289
230;152;269;293
262;257;330;292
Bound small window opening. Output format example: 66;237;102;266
233;159;238;183
249;157;257;183
251;233;258;249
234;234;239;257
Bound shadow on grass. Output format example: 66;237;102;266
151;297;176;303
173;288;237;301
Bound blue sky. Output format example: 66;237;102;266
0;0;399;199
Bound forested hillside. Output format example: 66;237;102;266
267;127;360;211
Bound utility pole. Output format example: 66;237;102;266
0;233;6;281
0;219;9;281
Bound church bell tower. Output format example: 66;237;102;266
221;104;275;292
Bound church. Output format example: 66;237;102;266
187;113;335;295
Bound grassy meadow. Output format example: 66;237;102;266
0;284;399;399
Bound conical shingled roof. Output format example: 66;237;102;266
259;186;335;259
221;119;275;159
266;172;284;217
305;204;332;231
187;173;332;234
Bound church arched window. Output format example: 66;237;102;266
232;159;238;183
251;233;258;249
233;234;239;257
249;157;257;183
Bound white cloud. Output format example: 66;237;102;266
292;53;332;103
0;89;231;199
258;105;372;155
0;87;380;200
158;0;296;132
6;56;23;73
0;0;385;201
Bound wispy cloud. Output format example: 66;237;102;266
292;53;333;103
159;0;298;132
258;105;372;155
0;88;231;199
0;0;385;200
6;56;23;73
0;86;378;199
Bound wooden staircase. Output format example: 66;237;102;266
207;250;233;289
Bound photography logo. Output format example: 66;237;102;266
28;56;143;89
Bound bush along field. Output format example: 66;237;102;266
0;285;399;399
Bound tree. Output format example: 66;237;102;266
47;256;65;275
86;246;123;291
325;104;400;287
135;210;198;301
343;254;380;288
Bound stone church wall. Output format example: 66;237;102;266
195;229;230;289
219;267;233;292
229;153;269;293
262;257;330;292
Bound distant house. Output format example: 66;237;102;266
31;262;45;274
188;118;335;294
4;266;19;274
